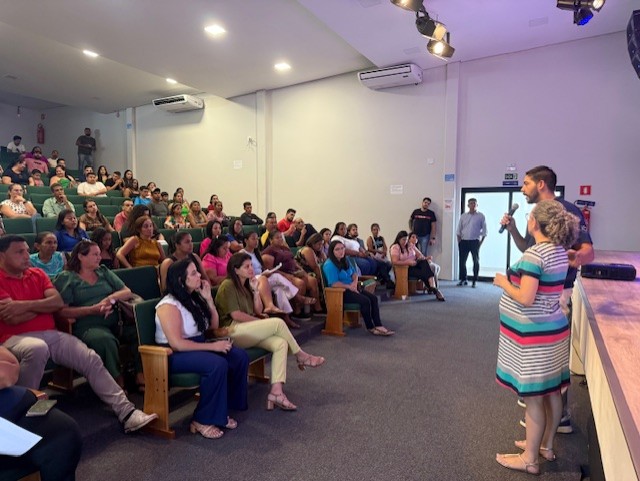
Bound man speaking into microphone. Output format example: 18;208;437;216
499;165;594;434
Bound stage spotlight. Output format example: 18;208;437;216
574;7;594;25
390;0;424;13
427;33;455;59
415;10;447;41
587;0;605;11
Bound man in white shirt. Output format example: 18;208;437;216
77;172;107;197
6;136;25;154
456;198;487;288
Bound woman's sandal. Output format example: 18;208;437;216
225;417;238;430
264;306;285;315
190;421;224;439
514;440;556;461
429;288;445;301
496;453;540;475
302;296;316;305
266;393;297;411
297;353;326;371
369;327;395;337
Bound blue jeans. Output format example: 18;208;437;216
417;236;430;256
78;153;93;177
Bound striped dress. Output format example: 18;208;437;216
496;242;570;397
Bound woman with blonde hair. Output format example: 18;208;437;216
493;199;579;475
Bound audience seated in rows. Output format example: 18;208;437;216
156;259;248;439
277;208;296;236
0;184;37;219
54;241;144;391
79;199;114;232
322;240;395;337
78;172;107;197
56;209;89;252
0;235;157;433
240;201;263;225
331;222;377;277
2;158;34;186
91;227;120;269
117;216;165;268
294;233;326;282
215;252;325;412
227;218;245;253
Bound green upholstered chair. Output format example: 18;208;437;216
3;218;34;234
177;227;204;242
99;205;121;217
25;185;52;195
113;266;161;300
35;217;58;234
106;190;124;198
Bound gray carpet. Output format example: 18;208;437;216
50;281;590;481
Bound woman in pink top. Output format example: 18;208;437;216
390;230;444;301
200;220;222;257
202;236;232;286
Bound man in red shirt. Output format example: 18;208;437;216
277;208;297;236
0;235;157;433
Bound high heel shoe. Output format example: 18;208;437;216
190;421;224;439
514;440;556;461
266;393;297;411
297;353;326;371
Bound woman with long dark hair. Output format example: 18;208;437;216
322;240;395;336
390;230;444;301
156;258;249;439
200;220;222;257
55;209;89;252
159;231;207;293
79;199;114;232
215;252;325;411
90;227;119;269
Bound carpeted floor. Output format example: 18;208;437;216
50;281;591;481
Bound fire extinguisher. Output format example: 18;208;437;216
581;205;591;232
37;123;45;144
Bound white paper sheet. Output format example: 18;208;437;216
0;417;42;456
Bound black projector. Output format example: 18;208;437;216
581;263;637;281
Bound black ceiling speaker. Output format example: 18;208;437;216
628;10;640;79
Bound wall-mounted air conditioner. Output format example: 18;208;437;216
358;64;423;90
152;94;204;112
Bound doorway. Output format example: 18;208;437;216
459;186;564;280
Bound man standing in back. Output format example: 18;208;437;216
76;127;96;175
409;197;437;255
456;198;487;288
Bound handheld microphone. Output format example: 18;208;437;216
499;203;519;234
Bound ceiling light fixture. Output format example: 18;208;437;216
204;24;226;36
557;0;605;25
427;32;455;60
415;8;447;41
390;0;424;13
82;49;99;58
274;62;291;72
166;78;178;84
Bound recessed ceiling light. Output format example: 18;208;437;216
166;78;178;84
83;49;99;58
274;62;291;72
204;25;226;36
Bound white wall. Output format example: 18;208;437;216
0;103;41;153
43;107;128;173
457;32;640;252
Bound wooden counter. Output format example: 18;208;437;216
571;250;640;480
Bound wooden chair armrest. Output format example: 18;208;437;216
28;389;48;400
358;275;376;281
324;286;345;294
139;345;173;356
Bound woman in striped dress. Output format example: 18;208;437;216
493;199;579;475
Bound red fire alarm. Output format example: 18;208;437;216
579;185;591;196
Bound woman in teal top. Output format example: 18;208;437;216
29;231;66;277
54;240;141;389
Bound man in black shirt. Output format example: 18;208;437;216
240;202;263;225
1;158;34;186
409;197;437;255
76;127;96;175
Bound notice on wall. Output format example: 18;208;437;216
233;160;243;170
444;199;453;212
390;185;404;195
444;174;455;182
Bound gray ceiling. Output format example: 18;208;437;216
0;0;637;113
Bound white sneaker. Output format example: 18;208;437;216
123;410;158;433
